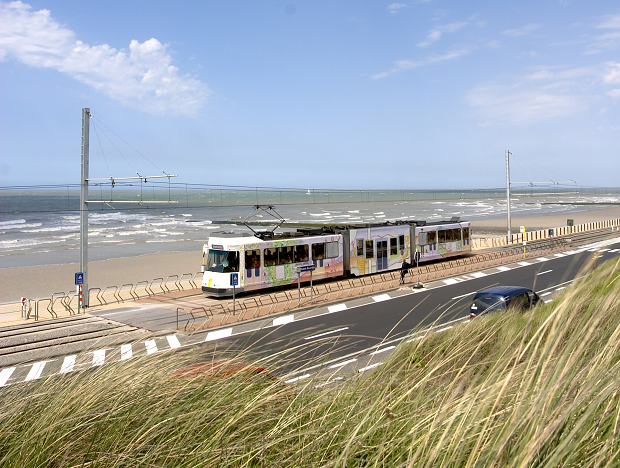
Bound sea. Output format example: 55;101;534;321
1;186;619;269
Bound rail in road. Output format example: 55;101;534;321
2;235;619;390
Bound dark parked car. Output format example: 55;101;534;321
470;286;540;318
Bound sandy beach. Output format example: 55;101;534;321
1;205;619;305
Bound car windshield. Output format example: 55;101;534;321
471;295;506;313
207;249;239;273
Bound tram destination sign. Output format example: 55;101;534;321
299;265;316;272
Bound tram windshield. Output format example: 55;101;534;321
207;249;239;273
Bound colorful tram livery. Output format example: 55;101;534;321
202;220;471;297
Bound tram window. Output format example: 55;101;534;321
427;231;437;244
390;238;398;255
295;244;309;262
418;232;427;245
264;248;277;267
207;249;239;273
365;240;374;259
326;241;339;259
312;243;325;260
463;228;470;243
399;235;405;253
244;249;260;269
356;239;364;257
277;246;295;265
454;229;462;241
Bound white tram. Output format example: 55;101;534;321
201;219;471;297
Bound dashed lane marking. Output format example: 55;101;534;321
205;327;233;342
537;270;553;276
315;377;343;388
120;344;132;360
358;362;383;373
273;314;295;326
436;326;453;333
537;257;550;262
328;303;347;313
328;358;357;369
556;287;566;291
167;335;181;349
540;292;552;297
25;361;49;381
60;355;76;374
443;278;459;285
518;261;531;266
497;266;511;271
372;294;391;302
285;374;311;384
544;299;554;304
471;272;487;278
371;345;395;355
554;253;566;257
452;292;475;300
304;327;349;341
0;367;16;386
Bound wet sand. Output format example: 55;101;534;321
1;206;619;305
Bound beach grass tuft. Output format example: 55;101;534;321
1;258;619;467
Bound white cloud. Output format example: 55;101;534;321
0;1;210;116
502;23;542;37
371;48;470;79
388;3;407;14
417;21;467;47
597;13;620;29
603;62;620;84
608;89;620;98
466;83;586;124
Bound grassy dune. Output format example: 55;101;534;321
1;258;619;467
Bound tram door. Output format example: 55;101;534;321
376;240;388;271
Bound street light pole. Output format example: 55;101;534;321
80;108;90;307
505;150;512;244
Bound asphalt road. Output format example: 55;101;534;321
2;238;619;388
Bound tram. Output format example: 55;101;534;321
201;218;471;297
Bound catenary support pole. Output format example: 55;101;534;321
505;150;512;244
80;108;90;307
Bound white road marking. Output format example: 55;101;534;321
328;358;357;369
328;303;348;313
556;287;566;291
273;314;295;326
609;249;619;253
315;377;343;388
358;362;383;372
285;374;311;384
588;249;598;252
443;278;459;285
372;294;391;302
554;253;566;257
497;266;511;271
92;349;107;367
0;367;16;386
537;270;553;276
471;272;487;278
166;335;181;349
540;292;552;297
436;326;453;333
120;344;132;360
406;335;425;343
371;345;396;355
599;249;611;252
518;262;531;266
60;355;76;373
25;361;48;381
145;340;158;355
544;299;554;304
452;292;475;300
305;327;349;340
537;257;549;261
205;327;233;342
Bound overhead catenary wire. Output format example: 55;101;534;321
511;153;577;185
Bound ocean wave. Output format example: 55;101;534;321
1;222;42;230
0;219;27;227
21;226;80;233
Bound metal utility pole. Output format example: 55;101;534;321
80;108;90;307
505;150;512;244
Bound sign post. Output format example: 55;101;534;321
413;250;423;289
521;226;526;258
298;265;316;305
75;272;84;314
230;273;239;315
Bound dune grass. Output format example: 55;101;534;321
1;258;619;467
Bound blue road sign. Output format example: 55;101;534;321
300;265;316;272
230;273;239;286
75;272;84;285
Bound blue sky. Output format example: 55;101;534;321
1;1;619;189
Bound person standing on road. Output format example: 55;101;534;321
400;260;411;284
